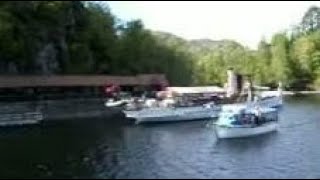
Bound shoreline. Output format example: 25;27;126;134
282;91;320;95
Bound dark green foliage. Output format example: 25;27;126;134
1;2;320;89
0;1;193;85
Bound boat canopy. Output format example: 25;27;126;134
216;105;277;127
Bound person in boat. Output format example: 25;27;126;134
132;97;142;110
204;102;215;109
239;109;246;124
253;106;262;126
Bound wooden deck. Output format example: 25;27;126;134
0;111;43;126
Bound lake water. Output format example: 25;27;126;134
0;95;320;178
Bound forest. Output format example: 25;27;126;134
1;1;320;90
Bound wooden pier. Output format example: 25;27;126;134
0;112;43;126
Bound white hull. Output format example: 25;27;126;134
215;122;278;139
105;99;130;107
257;96;283;108
258;90;283;108
123;110;140;118
124;106;220;124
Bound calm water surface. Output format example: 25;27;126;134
0;95;320;178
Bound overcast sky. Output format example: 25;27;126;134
106;1;320;49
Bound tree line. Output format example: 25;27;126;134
157;5;320;90
1;1;320;90
0;1;194;86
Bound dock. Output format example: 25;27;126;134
0;112;43;126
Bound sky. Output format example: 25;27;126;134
106;1;320;49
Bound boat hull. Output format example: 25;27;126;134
124;107;220;124
257;96;283;108
135;112;218;124
215;122;278;139
123;110;139;118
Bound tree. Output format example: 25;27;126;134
3;2;320;89
270;33;291;86
301;6;320;33
255;39;272;85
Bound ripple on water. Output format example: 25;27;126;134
0;96;319;178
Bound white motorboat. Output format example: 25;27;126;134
213;104;279;139
124;102;221;124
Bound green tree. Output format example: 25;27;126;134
270;33;291;86
255;39;272;85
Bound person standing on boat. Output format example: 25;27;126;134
253;106;262;126
245;77;254;103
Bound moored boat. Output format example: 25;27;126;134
124;102;221;124
255;82;283;108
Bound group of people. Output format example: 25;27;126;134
236;106;263;126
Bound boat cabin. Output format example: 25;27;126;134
217;105;278;127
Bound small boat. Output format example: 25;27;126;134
213;104;279;139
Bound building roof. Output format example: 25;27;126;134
0;74;168;88
167;86;225;94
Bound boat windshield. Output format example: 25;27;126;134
219;109;255;124
220;111;238;121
